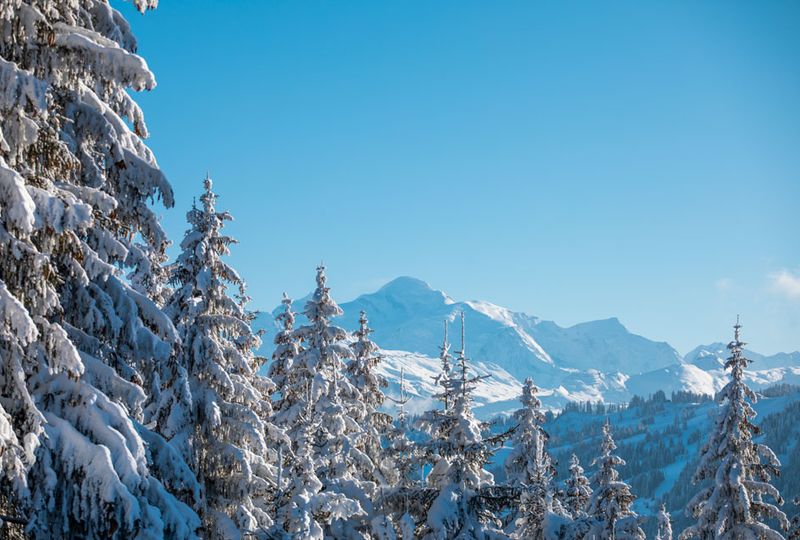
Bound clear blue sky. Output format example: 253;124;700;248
117;0;800;355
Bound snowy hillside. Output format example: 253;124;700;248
255;276;800;417
502;386;800;537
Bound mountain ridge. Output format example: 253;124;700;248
255;276;799;417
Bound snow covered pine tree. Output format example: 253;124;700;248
165;177;285;538
680;318;789;540
413;312;513;539
586;420;645;539
379;367;420;538
270;266;368;538
564;454;592;520
656;503;673;540
348;311;393;491
1;1;200;537
505;377;555;540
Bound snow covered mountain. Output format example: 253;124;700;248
255;276;799;417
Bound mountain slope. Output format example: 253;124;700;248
255;276;800;417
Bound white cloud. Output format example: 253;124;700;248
768;269;800;301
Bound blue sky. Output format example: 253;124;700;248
117;0;799;354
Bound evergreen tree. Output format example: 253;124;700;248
415;312;511;539
379;368;420;538
506;377;554;540
269;293;300;407
274;265;368;538
165;177;282;538
680;318;788;540
586;420;645;540
271;398;361;540
0;2;199;537
565;454;592;519
433;319;454;411
385;367;420;490
656;503;673;540
347;310;393;489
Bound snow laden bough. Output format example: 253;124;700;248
0;1;200;537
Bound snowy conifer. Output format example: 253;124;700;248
271;397;362;540
374;368;421;539
565;454;592;519
0;2;200;537
656;503;673;540
269;293;300;407
347;310;393;488
165;177;283;538
273;266;368;537
414;312;511;539
680;319;788;540
385;367;419;490
506;377;554;539
433;319;454;411
586;420;645;540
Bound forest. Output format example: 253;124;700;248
0;2;797;539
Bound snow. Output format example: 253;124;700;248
257;276;800;415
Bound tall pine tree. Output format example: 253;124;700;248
680;319;788;539
1;2;199;537
415;312;511;539
165;177;282;538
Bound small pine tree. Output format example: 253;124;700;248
680;319;789;540
269;293;301;409
433;319;454;411
565;453;592;519
377;368;420;538
385;368;420;490
587;420;645;540
347;311;393;489
506;377;554;540
656;503;673;540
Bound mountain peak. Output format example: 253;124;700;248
378;276;434;293
373;276;454;305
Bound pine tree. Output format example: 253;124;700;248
587;420;645;540
385;367;420;490
680;318;789;540
433;319;454;411
1;2;200;537
656;503;673;540
506;377;554;540
378;368;420;538
274;265;368;538
347;310;393;489
269;293;300;408
415;312;511;539
165;177;282;538
271;398;361;540
565;453;592;519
